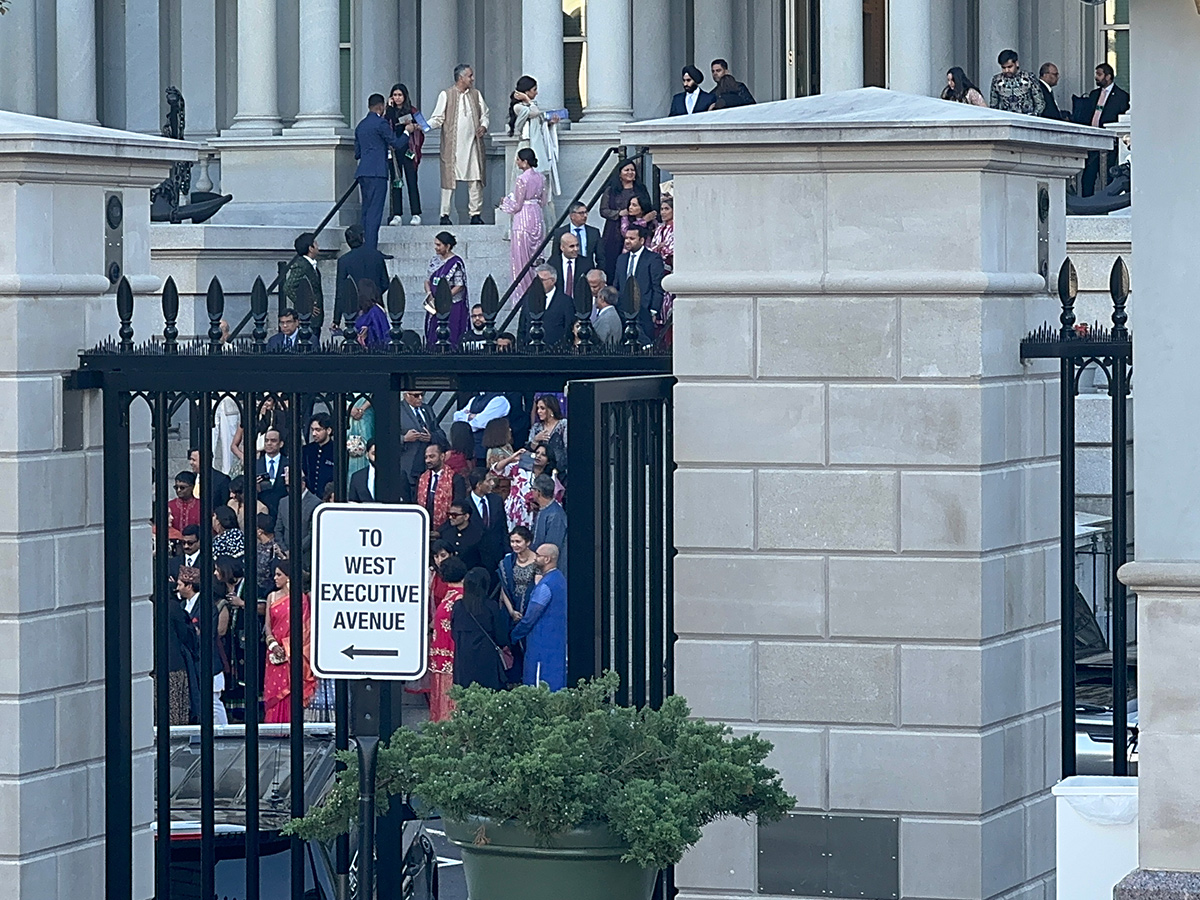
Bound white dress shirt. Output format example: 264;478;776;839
625;247;643;278
685;90;699;113
1091;84;1114;128
571;225;587;257
453;394;512;432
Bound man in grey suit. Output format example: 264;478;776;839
531;473;567;577
549;202;604;274
400;390;447;497
592;285;622;345
275;467;321;566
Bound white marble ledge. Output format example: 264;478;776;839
1119;561;1200;593
0;109;196;164
622;87;1115;153
1067;215;1133;246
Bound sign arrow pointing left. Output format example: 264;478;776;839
341;645;401;660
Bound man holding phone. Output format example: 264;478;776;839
400;390;447;499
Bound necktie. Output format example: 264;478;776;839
481;497;490;529
427;473;438;509
268;458;276;481
627;253;636;279
574;227;584;255
565;260;573;297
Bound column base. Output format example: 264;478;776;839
223;116;284;137
208;133;357;227
286;114;351;137
1117;869;1200;900
577;110;635;127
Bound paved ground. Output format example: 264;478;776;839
427;824;467;899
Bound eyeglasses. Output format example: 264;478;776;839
174;484;191;492
449;511;467;519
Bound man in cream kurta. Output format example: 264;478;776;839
427;63;491;224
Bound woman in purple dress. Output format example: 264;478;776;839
424;231;469;347
353;279;390;349
499;148;547;297
599;159;645;282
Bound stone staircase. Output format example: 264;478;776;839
376;223;514;334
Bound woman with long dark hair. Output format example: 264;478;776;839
599;159;645;281
941;67;987;106
507;75;562;218
352;278;389;349
385;83;425;225
452;566;512;691
423;231;470;347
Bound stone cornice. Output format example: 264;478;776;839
1119;561;1200;594
664;270;1050;296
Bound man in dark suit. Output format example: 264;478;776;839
400;390;447;496
1076;63;1130;197
275;467;322;566
355;93;411;251
547;232;590;303
613;222;665;345
336;224;389;300
518;265;576;347
282;232;324;336
669;65;716;117
255;429;288;516
465;469;507;576
188;447;231;508
549;202;604;274
348;441;376;503
265;309;301;351
1037;62;1065;120
439;501;484;570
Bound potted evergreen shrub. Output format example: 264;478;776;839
288;672;795;900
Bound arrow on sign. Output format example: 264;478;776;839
341;645;400;660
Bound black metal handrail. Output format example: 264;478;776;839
496;145;656;334
227;177;361;339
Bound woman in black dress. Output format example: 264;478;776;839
598;159;645;282
451;567;513;691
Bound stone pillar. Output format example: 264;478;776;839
693;0;733;75
122;0;161;133
419;0;459;118
227;0;282;134
929;0;955;99
522;0;564;113
358;0;400;114
0;109;194;900
979;0;1020;72
888;0;932;94
56;0;98;123
290;0;346;132
1116;4;1200;897
623;91;1111;900
581;0;633;123
819;0;864;92
633;0;673;119
180;0;218;138
0;1;38;115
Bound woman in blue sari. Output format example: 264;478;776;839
496;525;537;685
353;278;390;349
423;231;469;347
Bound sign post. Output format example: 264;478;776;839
310;503;430;900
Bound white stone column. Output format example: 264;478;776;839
419;0;459;114
291;0;346;131
819;0;863;93
623;95;1111;900
1115;7;1200;897
227;0;282;134
929;0;955;98
582;0;632;123
358;0;400;113
693;0;733;74
124;0;162;133
978;0;1020;73
888;0;931;94
180;0;218;138
522;0;564;112
56;0;98;123
633;0;672;119
0;0;39;115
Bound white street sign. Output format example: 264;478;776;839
310;502;430;679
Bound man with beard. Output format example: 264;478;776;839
669;65;715;116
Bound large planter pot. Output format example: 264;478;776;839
442;816;659;900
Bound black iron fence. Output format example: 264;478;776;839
77;273;674;899
1021;257;1133;777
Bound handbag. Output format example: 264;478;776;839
465;605;514;671
347;434;367;458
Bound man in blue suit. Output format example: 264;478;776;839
355;94;410;251
668;65;716;117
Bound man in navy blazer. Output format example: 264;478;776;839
613;222;665;345
335;224;390;302
668;66;716;117
355;94;410;252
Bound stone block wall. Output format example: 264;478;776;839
624;91;1112;900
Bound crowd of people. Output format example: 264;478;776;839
158;383;573;726
941;50;1130;197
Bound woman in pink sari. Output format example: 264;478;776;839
647;194;675;344
428;557;467;722
499;148;546;297
263;559;317;723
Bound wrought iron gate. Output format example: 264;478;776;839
1021;257;1133;777
76;273;674;900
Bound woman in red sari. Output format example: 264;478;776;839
428;556;467;722
263;559;317;723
